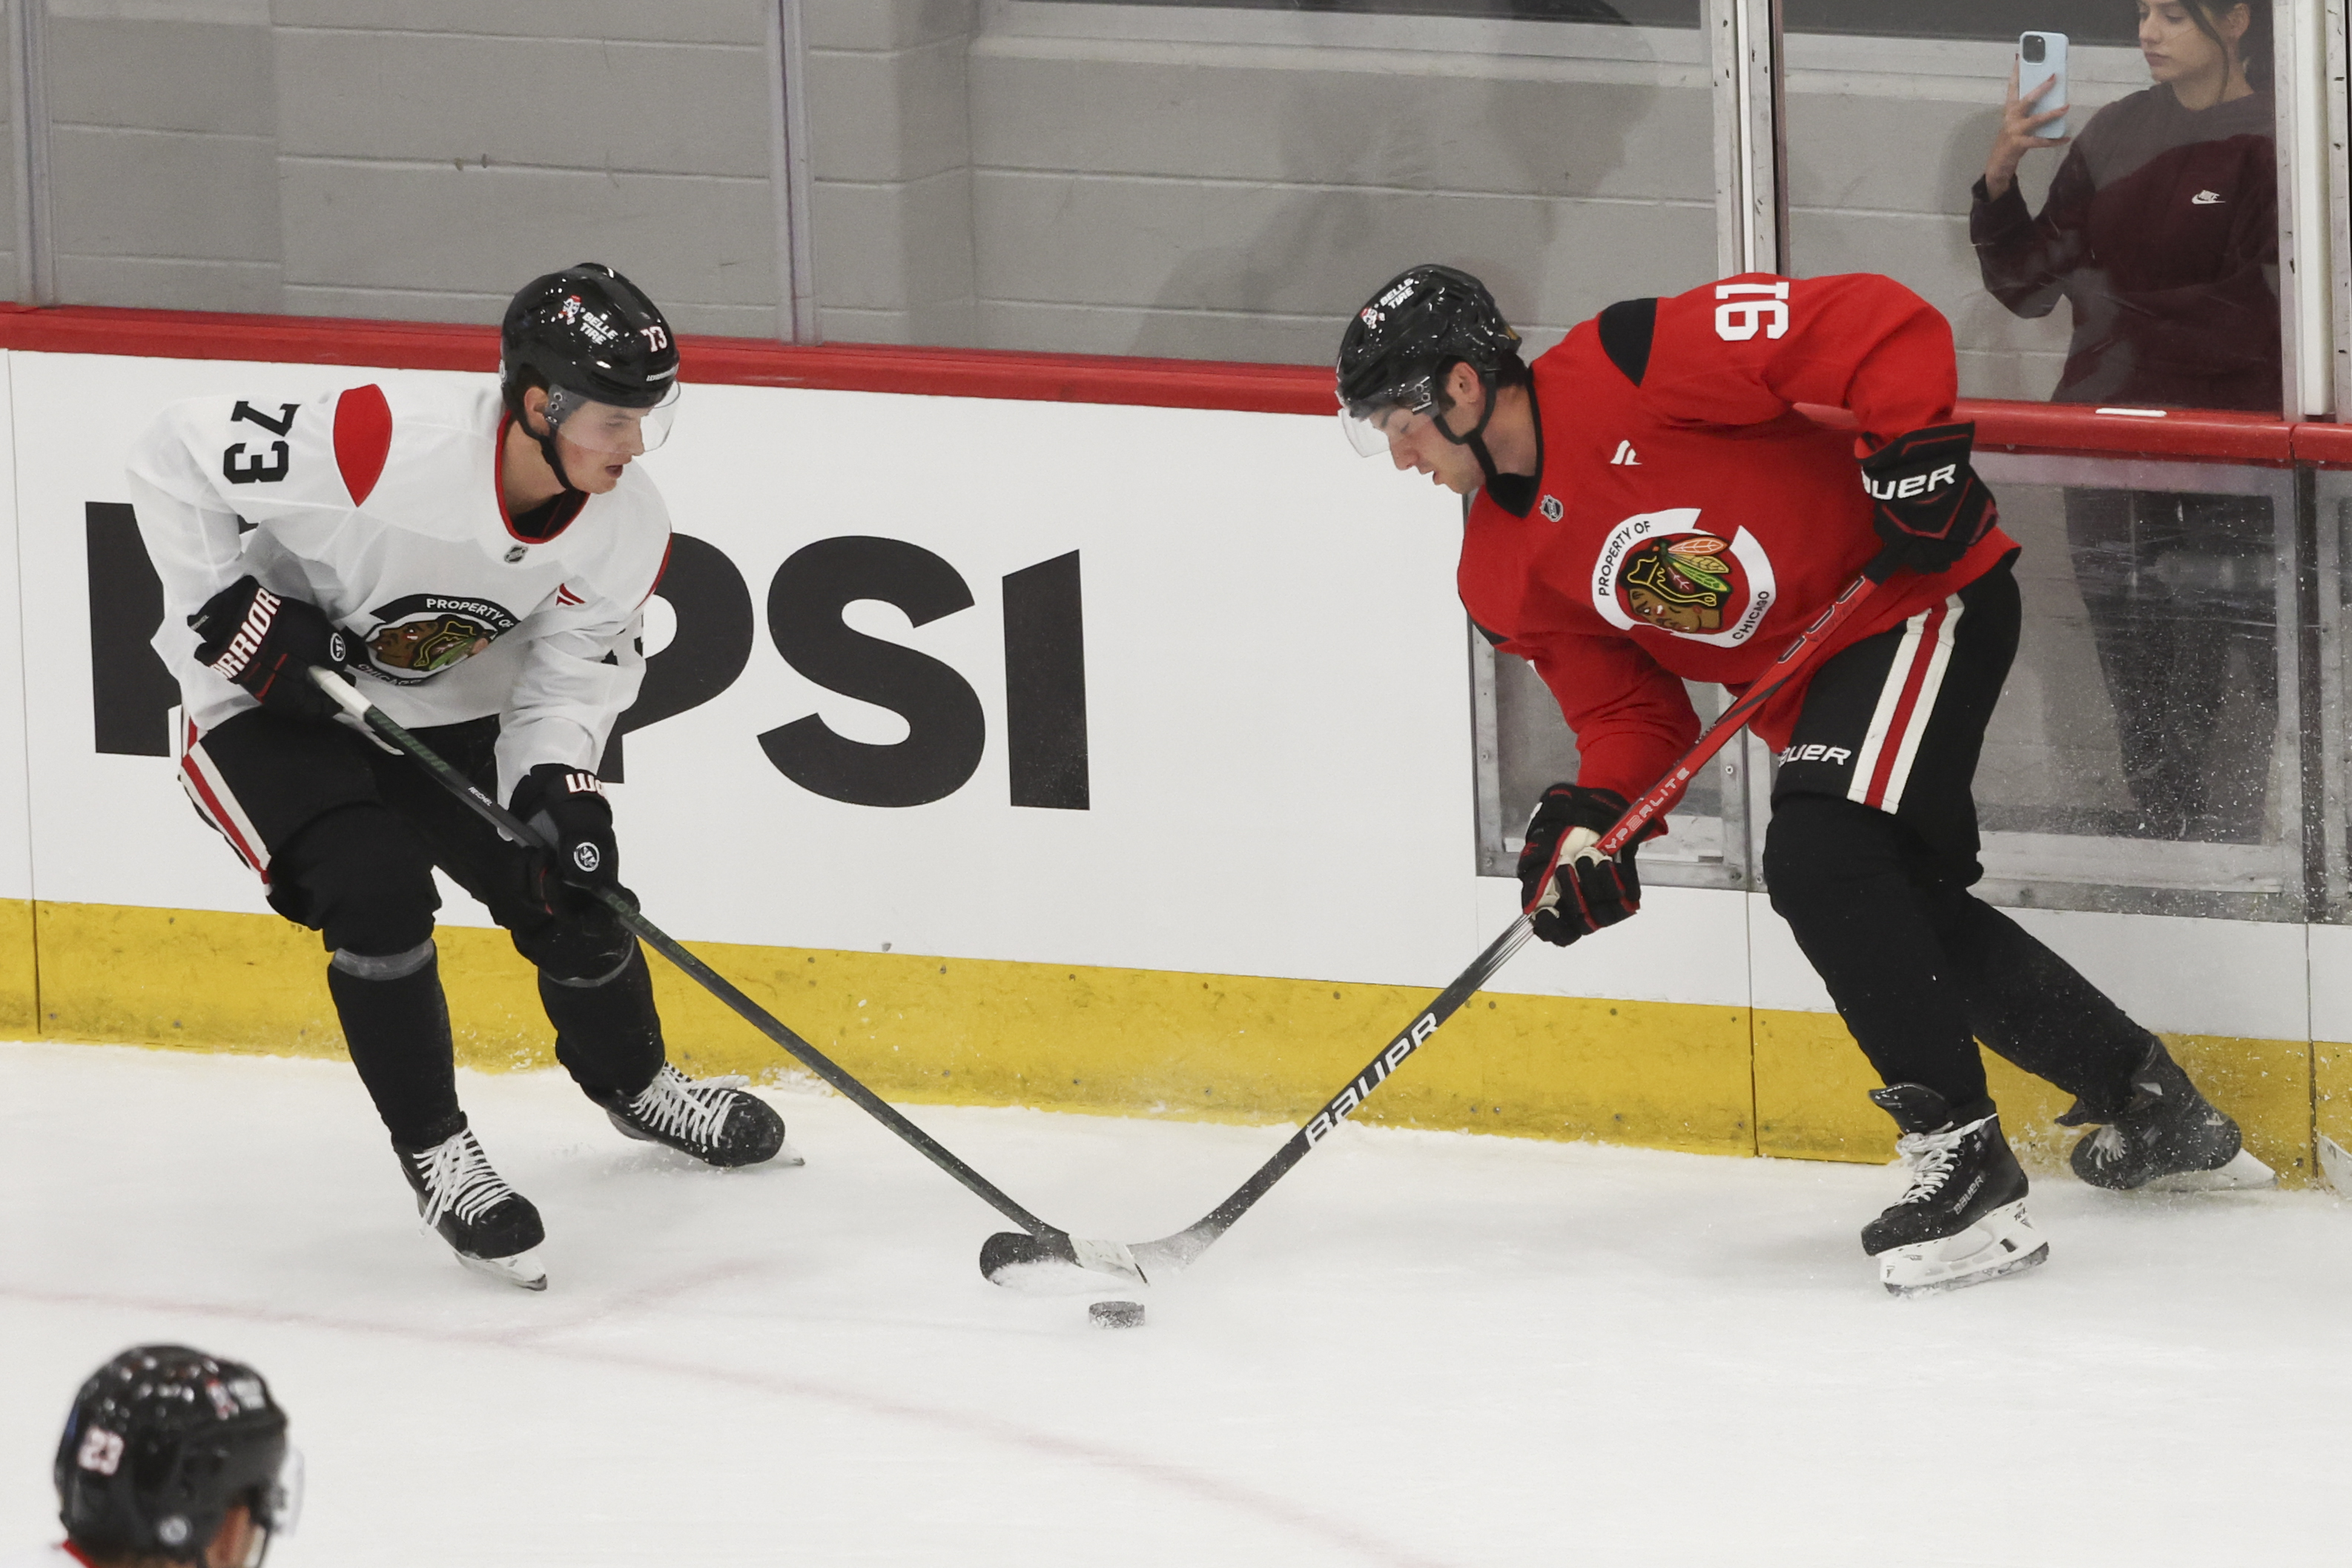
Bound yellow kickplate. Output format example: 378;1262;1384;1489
1754;1005;2313;1186
27;900;1754;1154
25;900;2313;1180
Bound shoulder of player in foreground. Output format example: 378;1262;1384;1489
567;467;673;592
1553;297;1668;389
339;379;507;502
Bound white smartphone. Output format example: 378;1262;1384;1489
2018;31;2070;140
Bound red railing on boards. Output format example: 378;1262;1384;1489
1;302;2342;467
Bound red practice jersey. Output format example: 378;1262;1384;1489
1459;271;2018;803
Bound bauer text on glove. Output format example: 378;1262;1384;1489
1859;422;1998;577
1516;784;1647;947
188;575;351;724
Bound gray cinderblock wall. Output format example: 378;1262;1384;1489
30;0;783;335
16;1;2122;397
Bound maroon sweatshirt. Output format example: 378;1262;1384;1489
1970;85;2278;410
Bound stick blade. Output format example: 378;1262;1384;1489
979;1230;1145;1293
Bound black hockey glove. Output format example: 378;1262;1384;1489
1516;784;1644;947
511;763;634;916
188;575;351;724
1860;422;1998;577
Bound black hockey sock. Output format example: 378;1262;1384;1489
326;939;463;1148
1764;795;1988;1109
539;941;665;1099
1919;888;2159;1118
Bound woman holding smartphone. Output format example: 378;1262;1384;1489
1972;2;2278;843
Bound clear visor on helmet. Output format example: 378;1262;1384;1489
230;1446;303;1568
1337;375;1438;457
264;1446;304;1534
543;381;679;457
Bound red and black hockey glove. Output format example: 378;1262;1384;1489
188;575;351;724
1860;422;1998;577
1516;784;1644;947
511;763;635;916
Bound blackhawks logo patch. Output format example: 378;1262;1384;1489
1589;508;1776;647
360;592;521;683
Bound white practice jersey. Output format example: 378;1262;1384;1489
127;380;669;799
0;1547;85;1567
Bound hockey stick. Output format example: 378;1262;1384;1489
979;549;1903;1291
305;669;1114;1268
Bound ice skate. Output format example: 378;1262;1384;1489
594;1063;794;1168
2061;1040;2273;1192
396;1124;546;1290
1863;1084;2048;1297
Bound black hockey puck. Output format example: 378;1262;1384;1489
1089;1299;1146;1329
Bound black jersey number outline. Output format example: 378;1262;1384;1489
221;400;299;486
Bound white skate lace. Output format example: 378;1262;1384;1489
1892;1114;1995;1205
625;1065;747;1150
2084;1123;2129;1166
409;1131;518;1228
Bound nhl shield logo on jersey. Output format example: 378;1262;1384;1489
1589;508;1777;647
361;592;523;683
1540;494;1564;521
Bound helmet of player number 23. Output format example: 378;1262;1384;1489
501;261;683;459
54;1344;301;1568
1335;263;1524;457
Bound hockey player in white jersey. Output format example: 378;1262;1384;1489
10;1344;299;1568
126;264;787;1289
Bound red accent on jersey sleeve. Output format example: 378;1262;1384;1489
1640;272;1958;449
332;383;393;506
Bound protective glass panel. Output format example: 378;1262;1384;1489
1473;454;2305;919
808;0;1716;360
2313;468;2352;922
1472;627;1748;890
1968;453;2299;919
1780;0;2285;413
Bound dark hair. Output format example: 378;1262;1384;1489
2178;0;2272;90
1430;353;1532;419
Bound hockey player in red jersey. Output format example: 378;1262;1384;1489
1338;265;2270;1294
125;264;789;1290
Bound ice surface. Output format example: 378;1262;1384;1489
3;1040;2348;1566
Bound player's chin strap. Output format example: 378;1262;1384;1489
521;406;584;495
1432;367;1507;487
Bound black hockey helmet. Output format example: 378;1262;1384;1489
1335;265;1525;460
55;1345;300;1567
501;263;681;473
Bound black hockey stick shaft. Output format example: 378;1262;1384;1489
308;669;1058;1237
1139;549;1902;1260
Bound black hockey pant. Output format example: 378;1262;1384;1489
1762;558;2158;1121
180;707;665;1145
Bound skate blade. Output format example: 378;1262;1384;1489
455;1246;547;1291
2139;1147;2276;1194
1880;1200;2049;1297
